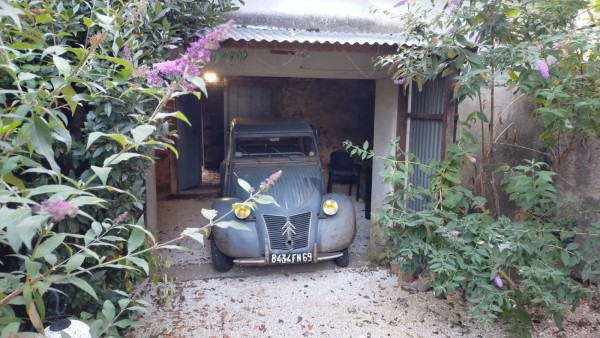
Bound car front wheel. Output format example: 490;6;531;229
211;239;234;272
333;248;350;267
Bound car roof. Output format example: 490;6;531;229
230;118;314;135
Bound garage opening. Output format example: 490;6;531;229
155;76;375;202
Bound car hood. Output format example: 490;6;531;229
230;164;324;212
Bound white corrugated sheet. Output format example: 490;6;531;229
226;25;401;46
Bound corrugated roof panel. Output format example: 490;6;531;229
226;25;400;46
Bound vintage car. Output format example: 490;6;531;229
210;118;356;272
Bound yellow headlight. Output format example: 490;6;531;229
233;204;251;219
322;199;338;216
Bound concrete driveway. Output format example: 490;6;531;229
129;191;509;337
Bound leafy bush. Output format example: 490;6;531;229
347;140;600;337
0;0;240;335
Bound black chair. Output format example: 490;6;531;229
327;150;361;201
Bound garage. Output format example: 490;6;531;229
153;24;399;205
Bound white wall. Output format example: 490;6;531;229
371;79;398;214
205;48;390;80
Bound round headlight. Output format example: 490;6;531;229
233;203;251;219
322;199;338;216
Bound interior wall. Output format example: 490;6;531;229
273;78;375;165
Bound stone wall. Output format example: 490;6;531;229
273;78;375;165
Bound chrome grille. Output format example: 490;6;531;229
264;211;311;251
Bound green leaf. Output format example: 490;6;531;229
30;116;60;172
17;215;48;250
35;13;53;24
53;55;71;76
66;254;86;273
91;221;103;236
26;184;80;198
131;125;156;147
66;276;97;299
142;140;179;158
201;208;218;221
0;0;24;29
186;75;207;97
127;227;146;253
102;300;116;322
560;251;570;267
237;178;253;193
113;319;143;328
61;84;78;113
476;111;489;123
3;207;30;251
83;17;94;27
69;196;107;207
91;166;112;185
18;72;38;82
185;231;205;245
42;45;67;58
33;234;66;259
114;67;131;83
95;54;134;70
44;253;57;266
118;298;130;310
215;220;250;231
127;256;149;274
152;111;191;126
103;152;148;167
25;260;42;278
52;123;72;152
254;194;279;206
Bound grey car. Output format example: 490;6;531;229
210;118;356;272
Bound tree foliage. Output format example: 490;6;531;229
0;0;240;335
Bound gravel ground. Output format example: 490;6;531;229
129;268;510;337
132;185;599;337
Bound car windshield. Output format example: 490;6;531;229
234;136;316;158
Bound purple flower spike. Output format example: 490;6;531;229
451;230;459;237
393;77;404;85
538;60;550;79
394;0;408;6
494;275;504;288
147;19;234;88
450;0;460;5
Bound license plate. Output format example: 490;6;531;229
270;252;313;264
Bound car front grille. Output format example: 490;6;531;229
263;211;311;251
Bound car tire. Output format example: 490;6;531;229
333;248;350;267
211;239;234;272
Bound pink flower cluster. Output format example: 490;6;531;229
393;77;404;85
260;170;283;191
450;230;460;237
466;154;477;164
41;200;79;221
448;0;460;15
147;19;234;88
538;60;550;79
494;275;504;288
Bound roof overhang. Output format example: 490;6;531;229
225;25;401;48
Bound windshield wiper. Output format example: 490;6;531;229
270;146;295;161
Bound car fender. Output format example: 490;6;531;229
211;197;261;258
317;193;356;252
